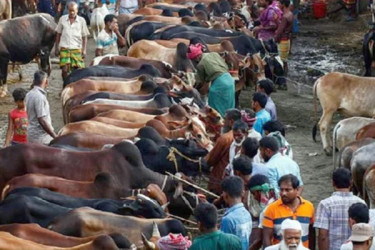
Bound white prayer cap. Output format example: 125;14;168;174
281;219;302;231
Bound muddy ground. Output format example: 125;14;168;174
0;12;371;207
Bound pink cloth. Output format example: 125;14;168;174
241;110;257;127
187;43;203;60
157;233;192;250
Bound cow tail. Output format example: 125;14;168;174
332;122;340;169
312;78;319;142
1;185;9;200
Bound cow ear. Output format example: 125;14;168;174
167;120;186;128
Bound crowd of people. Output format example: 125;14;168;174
3;1;374;250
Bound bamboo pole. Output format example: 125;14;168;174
165;172;220;199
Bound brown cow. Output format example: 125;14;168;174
363;164;375;208
0;141;177;195
58;120;140;137
127;40;195;72
0;224;111;248
48;207;186;247
0;231;119;250
97;109;156;124
91;55;176;78
356;122;375;140
68;104;165;123
50;133;126;150
337;138;375;170
91;117;145;129
313;72;375;155
61;76;155;105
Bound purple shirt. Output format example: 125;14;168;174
258;3;281;40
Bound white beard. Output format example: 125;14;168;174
279;240;304;250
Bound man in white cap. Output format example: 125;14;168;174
347;223;374;250
265;219;309;250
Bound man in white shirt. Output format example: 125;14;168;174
95;14;125;56
55;1;90;80
115;0;139;14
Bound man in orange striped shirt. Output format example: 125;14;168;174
262;174;316;249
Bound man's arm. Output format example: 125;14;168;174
309;224;316;250
82;36;88;58
318;228;329;250
262;227;273;248
55;33;61;57
115;0;121;13
95;48;103;57
38;117;57;139
114;29;126;48
274;17;287;43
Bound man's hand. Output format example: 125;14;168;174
82;51;86;59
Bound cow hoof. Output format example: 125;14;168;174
324;148;333;156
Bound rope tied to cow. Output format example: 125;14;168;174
166;147;202;174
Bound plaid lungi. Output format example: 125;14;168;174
59;48;85;71
277;39;291;62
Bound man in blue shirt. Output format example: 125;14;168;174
252;92;271;136
259;136;304;196
221;176;252;250
257;79;278;121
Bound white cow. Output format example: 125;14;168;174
313;72;375;155
90;4;109;41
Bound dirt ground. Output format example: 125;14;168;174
0;12;370;207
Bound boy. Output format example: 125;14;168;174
4;88;28;147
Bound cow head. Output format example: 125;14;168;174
39;49;52;76
184;119;213;152
119;194;166;219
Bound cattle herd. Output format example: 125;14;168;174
0;0;374;249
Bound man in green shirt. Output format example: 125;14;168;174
190;203;242;250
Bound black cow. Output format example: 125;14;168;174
363;29;375;76
0;14;56;92
168;32;222;44
136;138;209;176
63;64;161;87
154;25;242;40
127;21;168;46
151;4;188;13
6;187;166;219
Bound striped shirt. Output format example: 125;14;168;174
96;29;119;56
314;192;365;250
262;197;314;248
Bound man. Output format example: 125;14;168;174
115;0;139;14
253;0;281;40
257;79;277;121
347;224;374;250
265;219;309;250
190;203;242;250
314;168;366;250
241;108;262;141
207;109;241;194
262;174;315;249
233;155;253;184
37;0;56;16
260;136;303;195
225;120;249;176
95;14;125;57
341;203;375;250
252;92;271;136
241;137;269;175
55;1;90;81
274;0;293;82
187;43;235;117
245;174;276;250
221;176;252;250
25;71;57;144
264;120;293;159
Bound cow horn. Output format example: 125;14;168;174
161;202;170;211
152;222;161;238
141;233;156;249
173;181;184;199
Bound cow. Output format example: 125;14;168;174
4;187;166;219
0;223;131;249
136;138;209;176
58;120;140;137
0;231;121;250
63;64;161;87
61;77;157;106
90;4;109;40
337;138;375;170
125;21;169;46
0;0;11;20
127;40;195;72
363;164;375;208
48;207;186;246
91;55;176;78
67;104;165;123
96;109;157;123
312;73;375;155
363;29;375;76
0;14;56;97
82;93;172;109
0;141;178;194
91;117;145;129
356;122;375;140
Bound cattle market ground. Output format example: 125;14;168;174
0;13;370;208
